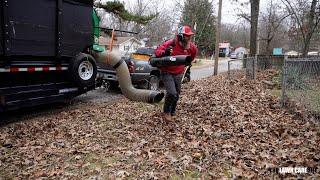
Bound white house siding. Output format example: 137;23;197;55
234;47;248;58
119;40;141;56
99;36;142;57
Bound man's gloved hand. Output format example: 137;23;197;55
163;46;173;56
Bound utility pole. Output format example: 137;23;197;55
194;22;197;42
249;0;260;56
214;0;222;75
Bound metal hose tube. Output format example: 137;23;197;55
149;55;192;67
94;51;164;103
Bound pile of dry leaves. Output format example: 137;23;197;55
0;70;319;179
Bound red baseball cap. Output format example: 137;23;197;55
179;25;195;36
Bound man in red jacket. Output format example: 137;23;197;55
155;25;198;121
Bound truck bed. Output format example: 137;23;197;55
0;0;96;111
0;0;92;59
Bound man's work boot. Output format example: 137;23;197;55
162;113;172;122
171;95;178;116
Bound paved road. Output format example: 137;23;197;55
78;58;243;104
191;58;242;80
77;59;243;104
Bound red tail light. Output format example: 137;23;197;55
128;61;135;73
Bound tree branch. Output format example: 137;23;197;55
237;13;251;23
281;0;306;41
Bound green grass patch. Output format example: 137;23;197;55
272;70;282;89
183;170;201;179
270;89;281;98
170;170;201;179
136;102;151;111
287;89;320;112
154;100;164;108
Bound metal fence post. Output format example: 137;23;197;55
243;54;247;68
245;58;249;79
228;60;231;80
281;56;288;107
245;57;253;80
254;55;257;79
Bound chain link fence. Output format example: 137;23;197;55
226;56;257;80
245;57;257;80
227;57;257;80
245;55;286;79
281;56;320;119
256;55;284;70
227;59;244;79
227;54;320;119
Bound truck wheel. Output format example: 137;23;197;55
148;75;159;91
69;53;97;87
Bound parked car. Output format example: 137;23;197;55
285;50;300;56
97;47;161;90
230;52;237;59
307;51;319;56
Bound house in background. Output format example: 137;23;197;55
234;47;249;58
99;36;142;56
285;50;300;56
140;38;149;47
219;42;231;57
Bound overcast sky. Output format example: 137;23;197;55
220;0;271;24
168;0;275;25
101;0;277;26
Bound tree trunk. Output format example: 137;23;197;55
250;0;260;56
266;39;272;55
302;0;317;57
302;38;311;57
214;0;222;75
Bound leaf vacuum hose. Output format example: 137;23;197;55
94;50;164;103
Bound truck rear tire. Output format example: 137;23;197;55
69;53;97;87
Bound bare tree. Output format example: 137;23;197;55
236;0;260;56
141;12;175;46
125;0;158;38
221;22;250;48
259;0;289;55
127;0;178;46
282;0;320;56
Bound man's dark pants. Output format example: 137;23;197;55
161;72;183;116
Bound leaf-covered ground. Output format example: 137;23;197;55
0;70;319;179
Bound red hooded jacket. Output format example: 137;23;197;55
155;37;198;74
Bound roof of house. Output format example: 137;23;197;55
235;47;249;52
99;36;142;46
